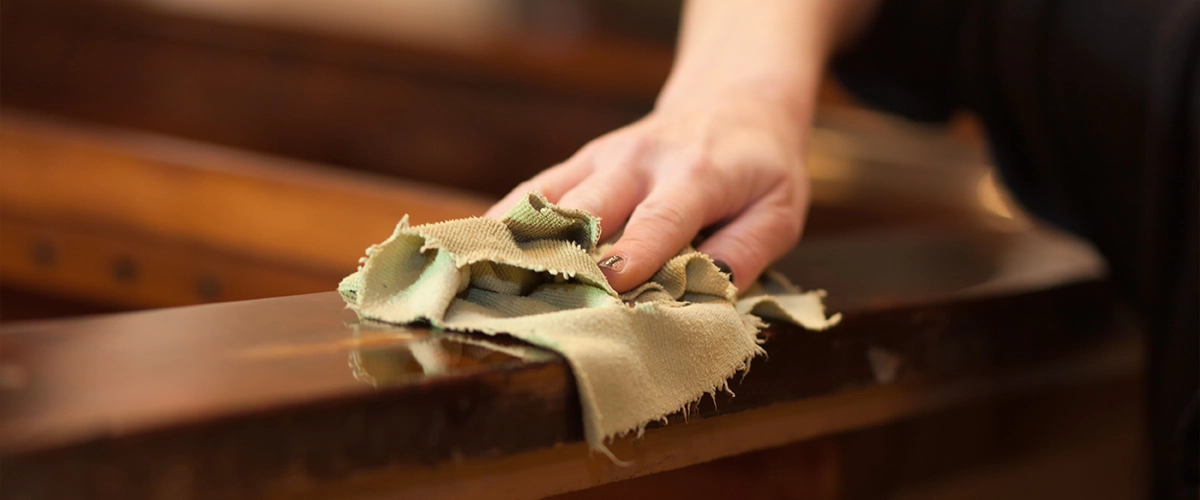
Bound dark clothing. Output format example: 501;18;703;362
834;0;1199;497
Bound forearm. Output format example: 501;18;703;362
658;0;881;120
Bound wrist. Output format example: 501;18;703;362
653;0;880;130
655;71;818;127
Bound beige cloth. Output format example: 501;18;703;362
339;193;840;459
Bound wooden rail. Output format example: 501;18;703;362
0;216;1138;498
0;111;492;309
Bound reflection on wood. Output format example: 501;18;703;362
348;332;548;388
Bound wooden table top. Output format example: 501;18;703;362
0;222;1134;498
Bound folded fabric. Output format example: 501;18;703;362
339;193;840;460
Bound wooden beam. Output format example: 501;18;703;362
0;265;1138;497
0;212;336;308
0;111;492;308
292;338;1137;500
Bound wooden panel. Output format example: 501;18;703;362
551;437;843;500
839;376;1146;500
574;372;1143;500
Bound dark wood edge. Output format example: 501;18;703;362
0;280;1134;498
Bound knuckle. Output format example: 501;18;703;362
773;210;803;242
682;154;718;178
670;143;715;175
640;200;690;231
544;161;583;182
764;213;803;249
621;132;655;159
576;135;611;157
717;214;802;269
719;233;768;272
626;201;692;248
563;189;604;214
592;141;641;174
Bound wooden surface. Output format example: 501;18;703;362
0;217;1137;498
557;373;1143;500
0;111;492;309
835;376;1147;500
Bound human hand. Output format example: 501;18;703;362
485;91;810;293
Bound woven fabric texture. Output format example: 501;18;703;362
339;193;840;458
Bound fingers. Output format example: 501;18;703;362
555;171;647;242
697;195;805;291
597;182;714;292
555;130;652;240
484;161;592;219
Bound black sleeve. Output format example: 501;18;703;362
833;1;1199;497
831;0;969;123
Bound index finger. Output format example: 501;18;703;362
595;182;714;292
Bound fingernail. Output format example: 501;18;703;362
597;254;626;272
713;259;734;283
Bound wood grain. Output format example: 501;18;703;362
0;212;338;308
0;112;492;270
0;111;493;309
0;270;1139;498
282;336;1137;500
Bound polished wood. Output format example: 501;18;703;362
0;213;336;308
835;376;1146;500
288;335;1135;500
556;373;1142;500
0;111;492;309
551;437;844;500
0;217;1137;498
0;112;492;269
